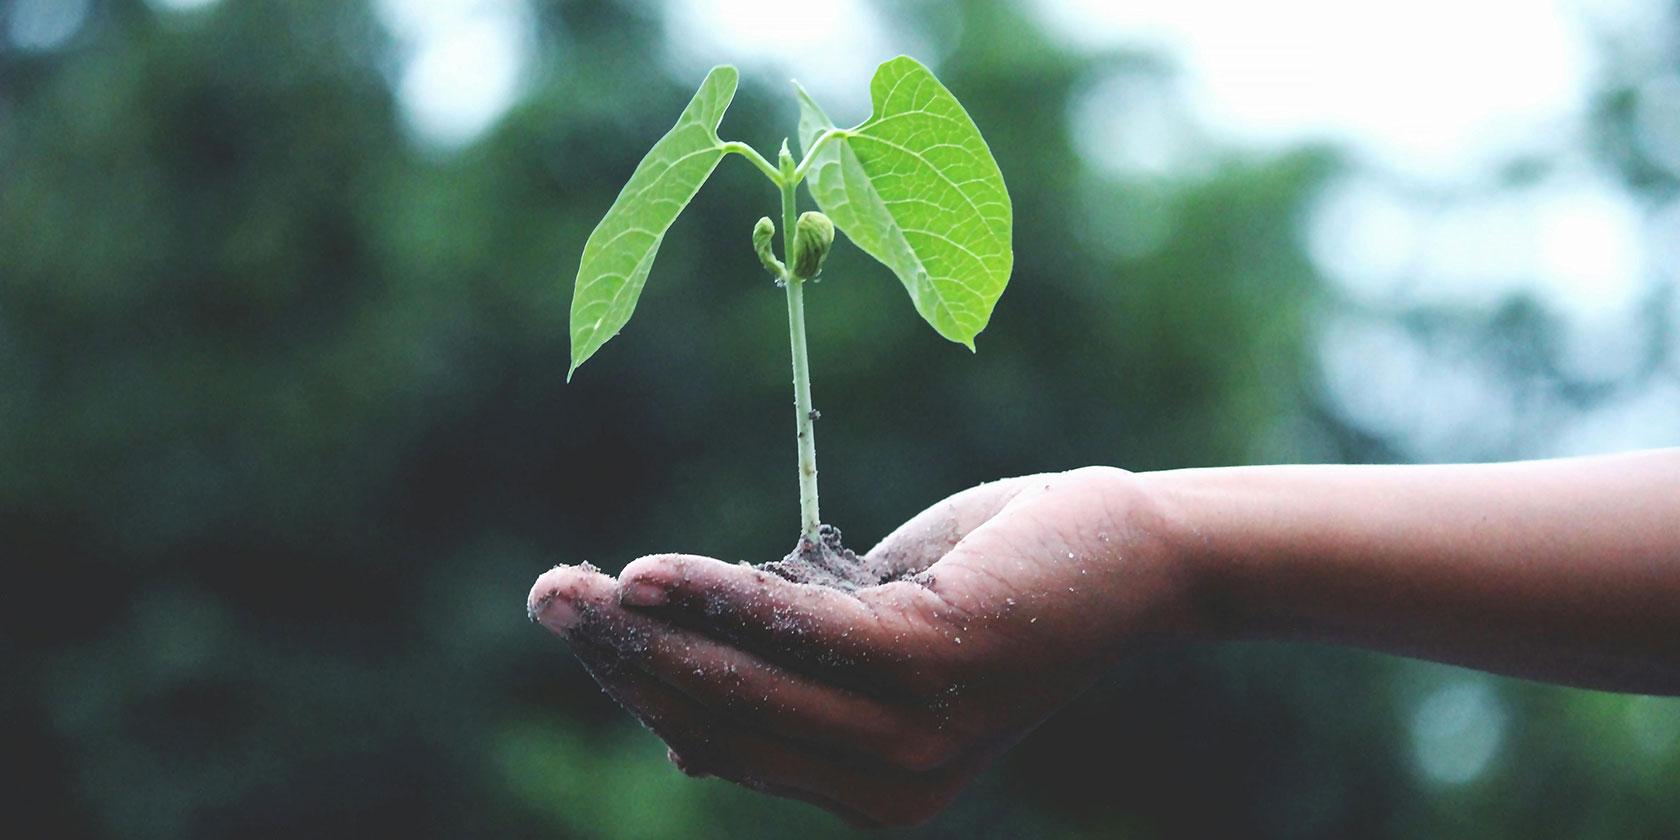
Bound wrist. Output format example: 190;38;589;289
1059;467;1227;656
1135;467;1250;643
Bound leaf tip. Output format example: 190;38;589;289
879;54;928;74
703;65;740;100
792;79;821;110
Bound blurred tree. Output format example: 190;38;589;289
1;0;1673;837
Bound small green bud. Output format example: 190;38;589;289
751;216;783;278
777;138;795;173
791;211;834;280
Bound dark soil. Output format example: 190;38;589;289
758;524;904;591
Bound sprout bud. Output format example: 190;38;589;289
791;211;834;280
751;216;783;278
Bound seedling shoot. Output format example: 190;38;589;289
566;56;1013;566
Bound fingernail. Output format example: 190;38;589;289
530;591;581;632
620;580;668;608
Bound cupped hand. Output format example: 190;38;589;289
526;467;1202;828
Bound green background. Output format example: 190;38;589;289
3;1;1676;837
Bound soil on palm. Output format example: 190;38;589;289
760;524;898;591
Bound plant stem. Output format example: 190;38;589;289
789;127;846;182
780;158;821;542
788;128;850;182
722;141;782;184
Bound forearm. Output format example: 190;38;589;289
1146;450;1680;695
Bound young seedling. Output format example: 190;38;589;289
567;56;1012;586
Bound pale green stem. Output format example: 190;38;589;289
722;141;783;184
788;128;850;183
780;156;821;541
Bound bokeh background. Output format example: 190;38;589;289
4;0;1678;836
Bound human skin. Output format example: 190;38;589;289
526;449;1680;828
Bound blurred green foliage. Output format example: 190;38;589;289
1;1;1675;838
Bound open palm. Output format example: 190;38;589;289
527;467;1198;828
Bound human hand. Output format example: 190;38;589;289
526;467;1202;828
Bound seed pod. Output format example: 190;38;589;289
751;216;782;277
790;211;834;280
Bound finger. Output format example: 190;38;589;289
864;475;1038;576
616;554;926;680
594;595;933;759
898;484;1154;669
613;480;1042;686
585;656;965;828
531;564;932;760
526;562;617;637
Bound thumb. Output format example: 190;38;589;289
863;475;1040;578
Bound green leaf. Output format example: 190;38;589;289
797;56;1012;349
568;66;738;379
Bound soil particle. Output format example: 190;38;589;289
759;524;902;591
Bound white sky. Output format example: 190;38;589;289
1041;0;1598;180
376;0;532;148
378;0;1656;174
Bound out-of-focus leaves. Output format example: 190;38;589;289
2;1;1675;838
